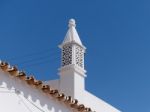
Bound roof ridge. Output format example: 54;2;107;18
0;60;95;112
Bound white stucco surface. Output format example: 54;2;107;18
83;91;120;112
46;78;121;112
0;70;73;112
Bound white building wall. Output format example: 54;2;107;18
0;70;73;112
83;91;121;112
46;77;121;112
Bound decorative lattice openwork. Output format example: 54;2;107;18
62;45;72;66
75;46;84;68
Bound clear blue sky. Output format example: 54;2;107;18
0;0;150;111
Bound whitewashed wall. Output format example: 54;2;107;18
0;70;73;112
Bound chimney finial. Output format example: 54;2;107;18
68;18;76;27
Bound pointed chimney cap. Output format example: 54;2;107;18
60;19;84;47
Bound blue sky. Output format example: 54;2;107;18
0;0;150;111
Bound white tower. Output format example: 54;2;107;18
59;19;86;99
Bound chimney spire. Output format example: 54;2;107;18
59;19;86;99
